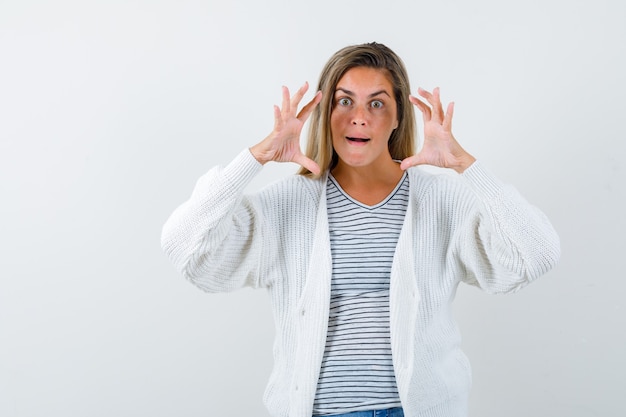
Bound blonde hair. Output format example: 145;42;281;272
298;42;416;177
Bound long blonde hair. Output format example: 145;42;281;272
298;42;416;177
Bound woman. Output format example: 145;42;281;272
161;42;560;417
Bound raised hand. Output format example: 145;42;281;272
400;87;475;173
250;82;322;175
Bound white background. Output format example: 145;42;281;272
1;0;625;416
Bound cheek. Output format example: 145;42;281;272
330;111;344;135
382;109;398;129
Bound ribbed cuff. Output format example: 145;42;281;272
461;160;505;201
219;148;264;191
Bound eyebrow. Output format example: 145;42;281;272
335;88;392;98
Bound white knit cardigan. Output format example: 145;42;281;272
161;148;560;417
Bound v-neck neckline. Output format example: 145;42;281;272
328;171;408;210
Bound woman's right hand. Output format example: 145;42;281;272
250;82;322;175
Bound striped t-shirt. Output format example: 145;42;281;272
312;171;409;415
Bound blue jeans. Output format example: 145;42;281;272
321;408;404;417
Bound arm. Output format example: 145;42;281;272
456;162;561;293
160;149;271;292
160;83;322;292
403;86;560;292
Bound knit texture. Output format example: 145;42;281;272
161;149;561;417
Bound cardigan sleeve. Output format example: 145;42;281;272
454;160;561;294
160;148;275;292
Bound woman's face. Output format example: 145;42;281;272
330;66;399;170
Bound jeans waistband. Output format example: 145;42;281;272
320;407;404;417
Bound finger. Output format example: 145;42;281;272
297;90;322;122
418;87;444;122
431;87;444;122
294;153;321;176
417;87;433;102
443;101;454;131
409;94;431;123
272;104;282;130
291;82;310;113
281;85;291;118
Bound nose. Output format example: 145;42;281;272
351;106;367;126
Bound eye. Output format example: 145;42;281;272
371;100;383;109
338;97;352;106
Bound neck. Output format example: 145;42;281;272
330;158;404;206
331;158;402;187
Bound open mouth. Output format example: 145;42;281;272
346;137;370;143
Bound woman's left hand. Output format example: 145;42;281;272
400;87;476;173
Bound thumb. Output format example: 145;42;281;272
294;153;321;176
400;153;426;171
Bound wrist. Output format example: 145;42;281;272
249;143;272;165
454;154;476;174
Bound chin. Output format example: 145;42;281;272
339;156;374;168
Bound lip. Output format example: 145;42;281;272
346;136;370;144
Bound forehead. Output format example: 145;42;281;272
336;67;394;92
